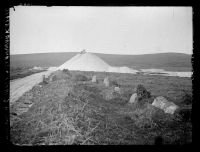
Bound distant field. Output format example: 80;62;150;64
10;67;46;80
10;52;192;72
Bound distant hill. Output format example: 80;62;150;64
10;52;192;72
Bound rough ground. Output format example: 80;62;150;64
10;70;192;145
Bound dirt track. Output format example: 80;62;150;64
10;68;57;104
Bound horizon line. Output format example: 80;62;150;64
10;51;192;56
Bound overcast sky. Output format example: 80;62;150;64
10;6;192;55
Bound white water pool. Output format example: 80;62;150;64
140;68;192;78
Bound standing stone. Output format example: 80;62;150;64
92;75;97;83
49;75;53;82
103;77;109;87
129;93;138;103
42;75;46;82
152;96;179;114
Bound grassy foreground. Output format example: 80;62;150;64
10;70;192;145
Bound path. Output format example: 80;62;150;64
10;68;57;104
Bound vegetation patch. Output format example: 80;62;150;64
10;70;192;145
48;70;71;82
73;74;88;82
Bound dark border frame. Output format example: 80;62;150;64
1;0;198;151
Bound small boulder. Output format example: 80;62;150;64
92;75;97;83
152;96;179;114
114;86;120;93
103;77;109;87
129;93;138;103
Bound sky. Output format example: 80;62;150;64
10;6;192;55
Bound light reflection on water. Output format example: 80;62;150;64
140;69;192;77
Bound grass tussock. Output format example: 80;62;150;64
10;70;192;145
73;74;89;82
48;70;72;82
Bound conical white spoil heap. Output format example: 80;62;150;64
58;51;138;74
58;52;110;72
